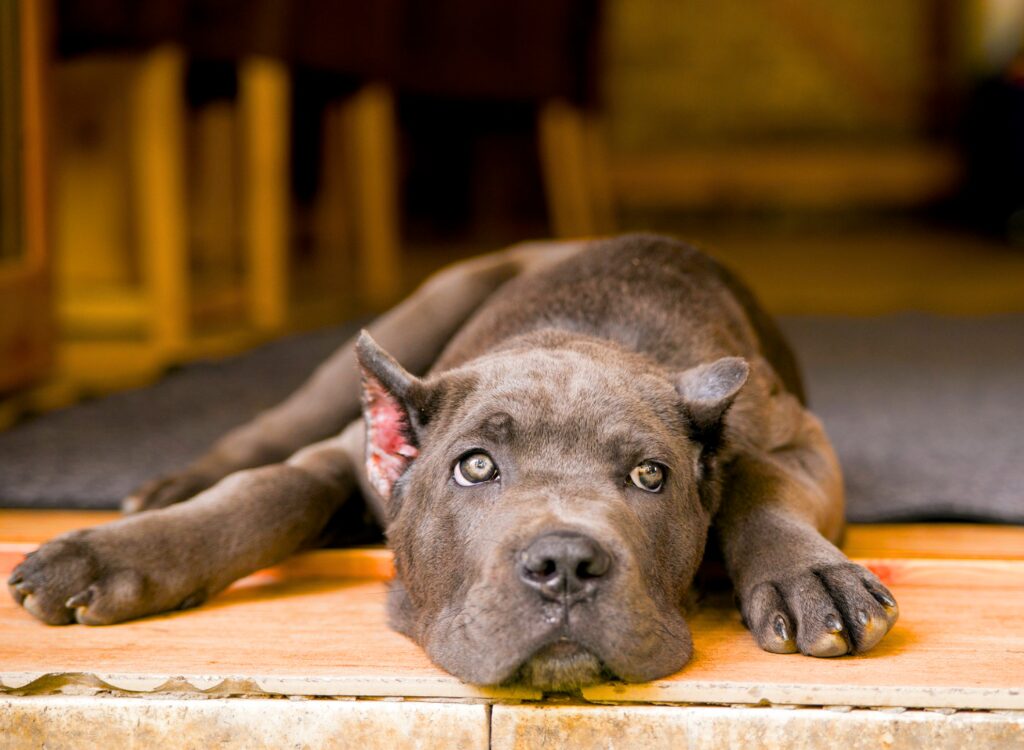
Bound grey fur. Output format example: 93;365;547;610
8;234;897;690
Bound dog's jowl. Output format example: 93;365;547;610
8;234;898;690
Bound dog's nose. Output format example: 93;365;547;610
518;532;612;600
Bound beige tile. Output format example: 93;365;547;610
492;704;1024;750
2;696;489;750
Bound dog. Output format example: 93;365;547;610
8;234;898;690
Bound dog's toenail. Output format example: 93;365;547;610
857;610;869;626
810;631;849;657
872;590;896;608
825;613;843;633
772;614;789;641
66;588;94;609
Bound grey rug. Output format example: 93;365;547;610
1;314;1022;523
782;314;1024;523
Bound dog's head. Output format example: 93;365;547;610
356;329;747;690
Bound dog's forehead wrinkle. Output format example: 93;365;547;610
606;424;684;463
451;366;682;451
468;343;672;396
468;410;517;444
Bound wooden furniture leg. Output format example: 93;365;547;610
240;57;291;333
538;99;615;239
0;0;52;395
345;84;401;311
130;46;189;360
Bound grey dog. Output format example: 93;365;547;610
8;234;898;690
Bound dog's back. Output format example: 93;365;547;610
433;234;804;401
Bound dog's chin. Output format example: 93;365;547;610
512;640;612;692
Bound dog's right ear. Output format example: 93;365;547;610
355;331;431;503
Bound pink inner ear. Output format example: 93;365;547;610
363;376;420;500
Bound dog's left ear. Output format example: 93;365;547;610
355;331;434;503
675;357;749;444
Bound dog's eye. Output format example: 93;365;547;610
629;461;665;492
454;452;499;486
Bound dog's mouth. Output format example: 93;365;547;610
509;638;616;692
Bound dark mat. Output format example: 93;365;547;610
0;322;363;511
1;314;1022;523
781;314;1024;523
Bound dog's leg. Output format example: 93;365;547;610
9;425;365;625
125;241;584;513
715;411;899;657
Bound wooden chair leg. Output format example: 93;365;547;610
345;83;401;311
130;45;189;358
538;99;615;239
190;100;238;298
240;57;291;332
312;101;355;319
582;111;616;236
0;0;52;393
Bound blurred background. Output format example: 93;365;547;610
2;0;1024;422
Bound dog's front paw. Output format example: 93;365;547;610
122;471;212;513
742;562;898;657
7;533;147;626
